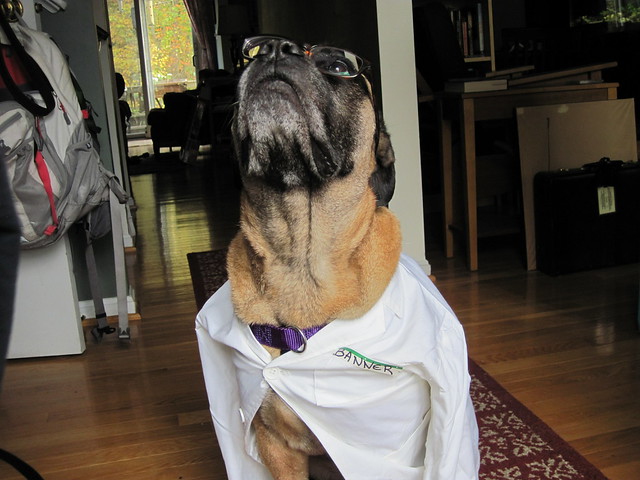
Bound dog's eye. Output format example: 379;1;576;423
309;46;366;78
313;56;357;77
324;59;352;76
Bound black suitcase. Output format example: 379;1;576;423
534;158;640;275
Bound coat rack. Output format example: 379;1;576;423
0;0;23;21
1;0;66;20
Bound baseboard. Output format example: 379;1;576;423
78;296;137;319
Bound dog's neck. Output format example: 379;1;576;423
227;179;402;329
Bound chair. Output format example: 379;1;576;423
146;70;237;158
147;91;200;157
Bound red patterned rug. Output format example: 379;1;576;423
187;250;609;480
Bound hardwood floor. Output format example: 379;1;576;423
430;238;640;479
1;150;638;479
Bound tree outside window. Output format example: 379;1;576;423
576;0;640;28
107;0;197;134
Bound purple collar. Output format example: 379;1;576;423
250;324;325;353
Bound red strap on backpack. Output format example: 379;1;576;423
0;13;55;116
33;118;58;236
0;46;29;87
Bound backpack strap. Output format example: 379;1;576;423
33;118;59;236
0;13;55;117
0;448;44;480
84;222;115;342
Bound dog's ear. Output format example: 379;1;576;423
370;123;396;207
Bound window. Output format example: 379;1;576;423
107;0;197;136
574;0;640;28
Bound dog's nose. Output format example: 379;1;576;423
255;39;305;60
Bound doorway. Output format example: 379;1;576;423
107;0;197;137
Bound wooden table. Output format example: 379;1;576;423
433;81;619;271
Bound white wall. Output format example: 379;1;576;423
376;0;429;272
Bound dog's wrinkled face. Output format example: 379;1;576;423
232;37;379;192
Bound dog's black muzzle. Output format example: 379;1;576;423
232;38;371;191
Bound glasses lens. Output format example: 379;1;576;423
242;36;285;59
245;43;262;59
309;46;365;78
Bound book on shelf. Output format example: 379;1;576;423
449;2;486;59
476;2;484;55
444;77;507;93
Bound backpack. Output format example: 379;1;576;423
0;13;127;250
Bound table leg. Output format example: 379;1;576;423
460;98;478;271
437;99;454;258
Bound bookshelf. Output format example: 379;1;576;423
444;0;495;72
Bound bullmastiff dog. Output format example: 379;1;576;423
196;35;479;480
229;35;399;479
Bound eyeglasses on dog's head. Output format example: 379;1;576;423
241;35;371;79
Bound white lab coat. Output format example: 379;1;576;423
196;254;479;480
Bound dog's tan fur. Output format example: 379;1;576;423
227;45;402;479
228;102;401;331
